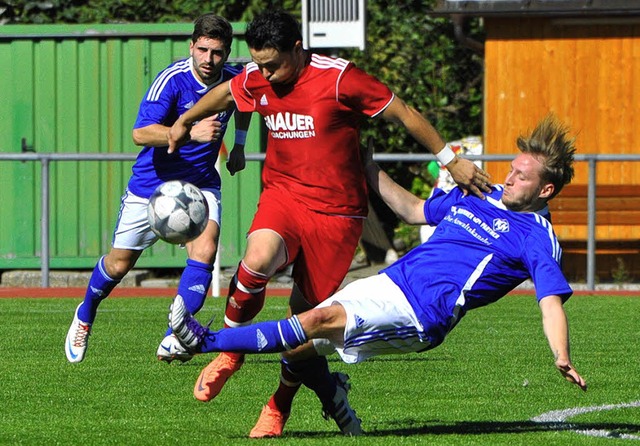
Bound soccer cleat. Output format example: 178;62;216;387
193;352;244;402
156;333;194;363
169;294;207;351
249;405;290;438
65;303;92;363
322;372;363;436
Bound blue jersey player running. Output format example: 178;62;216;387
65;13;251;364
167;115;587;434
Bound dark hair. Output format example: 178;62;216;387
516;114;576;198
192;13;233;52
245;10;302;53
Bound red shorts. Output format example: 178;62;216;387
249;187;364;306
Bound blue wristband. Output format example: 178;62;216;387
235;130;247;145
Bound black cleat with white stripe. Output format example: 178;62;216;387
322;372;363;436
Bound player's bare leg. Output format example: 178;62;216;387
170;294;362;435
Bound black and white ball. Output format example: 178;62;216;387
147;180;209;244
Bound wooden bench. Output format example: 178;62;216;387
549;184;640;228
548;184;640;281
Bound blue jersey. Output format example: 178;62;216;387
382;185;572;348
128;58;242;198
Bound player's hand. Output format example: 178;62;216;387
446;157;492;199
556;359;587;391
189;115;222;143
226;144;246;176
167;116;192;154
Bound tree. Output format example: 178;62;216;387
3;0;484;249
0;0;300;24
2;1;482;146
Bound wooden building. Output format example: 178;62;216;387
434;0;640;282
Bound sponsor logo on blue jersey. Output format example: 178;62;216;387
493;218;510;233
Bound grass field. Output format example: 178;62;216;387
2;293;639;445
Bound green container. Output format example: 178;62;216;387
0;23;261;270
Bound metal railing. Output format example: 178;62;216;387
1;152;638;290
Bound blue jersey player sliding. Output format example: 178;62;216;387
65;14;251;364
168;115;587;434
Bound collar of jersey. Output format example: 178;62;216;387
189;57;225;94
488;190;550;217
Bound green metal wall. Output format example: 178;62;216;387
0;23;261;269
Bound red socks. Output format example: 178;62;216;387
223;261;269;362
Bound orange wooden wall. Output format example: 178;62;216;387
483;17;640;241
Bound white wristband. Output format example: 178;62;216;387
235;130;247;145
436;143;456;166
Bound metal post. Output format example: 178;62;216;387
40;157;50;287
586;159;597;290
1;152;638;289
212;246;221;297
211;156;222;298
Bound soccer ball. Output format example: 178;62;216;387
147;180;209;244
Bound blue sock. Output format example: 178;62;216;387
166;259;213;336
178;259;213;313
78;256;120;324
200;316;308;353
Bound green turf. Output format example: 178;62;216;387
1;294;639;445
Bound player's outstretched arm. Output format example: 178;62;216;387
539;294;587;391
362;138;427;225
167;80;235;153
380;97;491;198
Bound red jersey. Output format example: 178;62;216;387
229;53;394;217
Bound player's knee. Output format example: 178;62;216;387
186;240;217;265
243;231;287;275
298;306;343;338
103;254;136;279
242;250;281;276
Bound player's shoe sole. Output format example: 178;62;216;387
169;295;207;351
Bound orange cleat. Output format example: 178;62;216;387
193;352;244;402
249;405;290;438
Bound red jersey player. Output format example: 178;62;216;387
168;10;491;438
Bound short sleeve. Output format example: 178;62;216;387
522;233;573;302
337;65;394;117
133;77;176;129
423;187;464;226
229;69;257;112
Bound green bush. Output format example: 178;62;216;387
4;0;484;251
0;0;301;23
340;1;484;193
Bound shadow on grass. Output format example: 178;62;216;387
365;420;640;437
256;420;640;439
